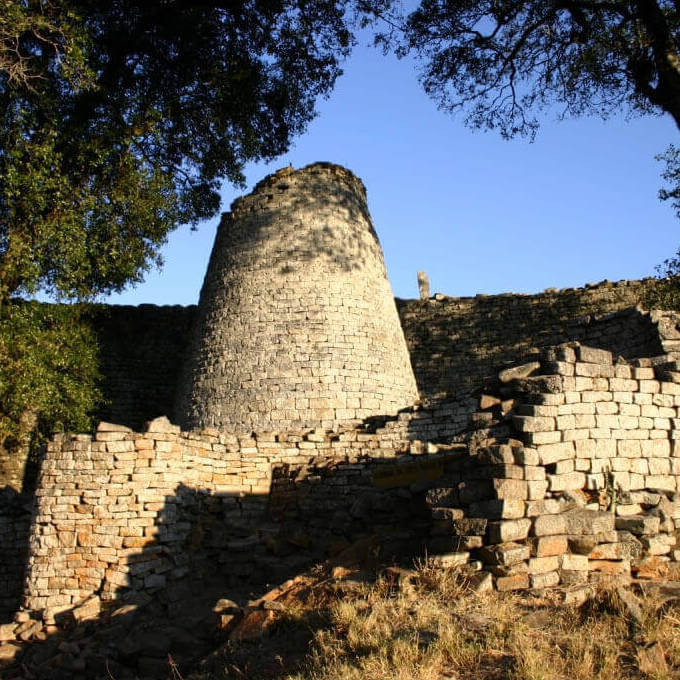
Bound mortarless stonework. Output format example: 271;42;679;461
7;162;680;624
175;162;419;431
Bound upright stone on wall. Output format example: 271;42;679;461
176;163;419;431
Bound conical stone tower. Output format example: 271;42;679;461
176;162;419;432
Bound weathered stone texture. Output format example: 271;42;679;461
0;490;31;619
7;163;680;617
176;163;418;431
21;416;447;612
397;283;665;402
91;304;196;430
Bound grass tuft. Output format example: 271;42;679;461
192;560;680;680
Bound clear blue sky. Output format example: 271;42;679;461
103;41;680;306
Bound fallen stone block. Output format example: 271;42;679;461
229;609;275;642
499;362;541;383
637;642;668;677
71;596;101;623
530;571;560;589
0;623;17;642
0;642;22;664
564;509;615;535
496;573;530;591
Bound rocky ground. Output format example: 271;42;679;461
1;546;679;680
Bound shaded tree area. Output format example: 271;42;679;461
0;301;100;491
1;0;354;304
0;0;355;481
370;0;680;138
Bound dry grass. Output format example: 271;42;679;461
195;562;680;680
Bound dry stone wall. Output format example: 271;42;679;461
0;490;31;615
422;342;680;590
89;304;196;430
9;279;667;441
9;159;680;628
20;340;680;616
175;163;418;432
398;279;664;402
62;279;668;431
22;415;447;615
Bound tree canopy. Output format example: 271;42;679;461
372;0;680;139
0;0;353;304
0;0;354;461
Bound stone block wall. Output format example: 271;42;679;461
0;491;32;615
22;416;450;616
176;163;418;432
20;340;680;617
6;279;666;443
422;343;680;590
25;279;664;433
89;304;197;430
397;279;665;402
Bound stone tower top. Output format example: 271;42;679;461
175;162;419;432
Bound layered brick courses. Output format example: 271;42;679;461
6;162;680;621
2;281;670;449
0;491;31;615
22;415;454;615
424;342;680;590
175;163;418;431
398;282;672;402
20;342;680;617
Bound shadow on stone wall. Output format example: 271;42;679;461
4;462;437;679
88;305;197;431
399;299;664;401
0;488;32;622
226;165;379;277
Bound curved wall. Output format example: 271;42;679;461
175;163;419;431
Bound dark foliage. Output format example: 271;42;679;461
0;0;353;303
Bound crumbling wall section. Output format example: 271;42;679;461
423;342;680;590
21;340;680;618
